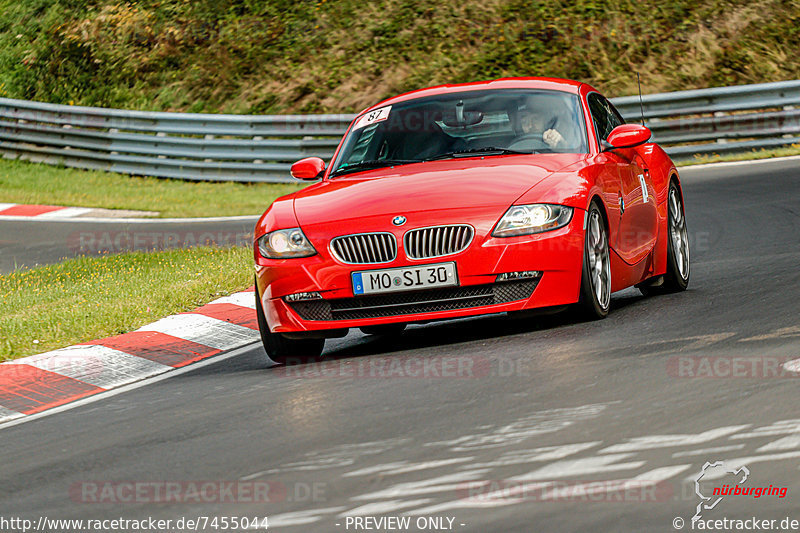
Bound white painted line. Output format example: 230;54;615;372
406;465;692;515
0;203;16;212
757;435;800;452
539;465;691;501
36;207;93;218
472;480;550;505
672;444;746;458
138;314;259;350
240;437;411;479
465;442;600;469
402;485;550;513
352;470;491;501
741;326;800;342
6;345;170;389
0;406;24;423
343;457;474;477
339;462;408;478
0;341;261;431
509;454;645;481
424;403;609;452
730;420;800;439
782;358;800;373
599;425;750;453
209;291;257;309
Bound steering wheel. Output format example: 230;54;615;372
507;133;551;151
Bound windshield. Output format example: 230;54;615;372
329;89;588;177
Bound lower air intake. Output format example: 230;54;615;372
288;278;539;321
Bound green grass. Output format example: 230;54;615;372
1;0;799;114
0;246;254;361
676;143;800;166
0;158;304;217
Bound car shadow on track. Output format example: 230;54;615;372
187;290;652;376
319;290;650;363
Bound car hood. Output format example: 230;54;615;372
293;154;586;226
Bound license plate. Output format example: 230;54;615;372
352;262;458;295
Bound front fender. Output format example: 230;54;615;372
513;160;617;248
254;198;300;242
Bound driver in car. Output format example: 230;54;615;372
513;99;567;149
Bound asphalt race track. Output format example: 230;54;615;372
2;158;800;532
0;217;258;274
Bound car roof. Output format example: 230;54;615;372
359;77;588;115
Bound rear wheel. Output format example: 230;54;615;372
639;182;690;295
359;323;407;336
255;288;324;365
576;201;611;319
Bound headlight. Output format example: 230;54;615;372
257;228;316;258
492;204;573;237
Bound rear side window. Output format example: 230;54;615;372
587;93;625;143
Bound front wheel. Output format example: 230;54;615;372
576;201;611;319
255;288;324;365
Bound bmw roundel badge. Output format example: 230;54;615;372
392;215;407;226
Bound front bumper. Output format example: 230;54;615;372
255;208;585;333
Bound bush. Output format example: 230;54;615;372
1;0;799;114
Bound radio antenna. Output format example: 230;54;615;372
636;72;645;126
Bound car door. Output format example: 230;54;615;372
587;93;657;265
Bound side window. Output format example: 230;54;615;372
587;93;624;143
605;98;626;129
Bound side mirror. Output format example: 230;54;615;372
290;157;326;180
604;124;652;151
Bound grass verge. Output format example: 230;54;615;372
675;144;800;167
0;158;304;218
0;246;253;361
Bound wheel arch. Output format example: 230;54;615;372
668;170;684;202
587;193;610;231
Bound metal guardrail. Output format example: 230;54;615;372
612;80;800;160
0;100;351;182
1;80;799;182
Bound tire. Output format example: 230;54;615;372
359;323;407;336
255;287;324;365
576;200;611;319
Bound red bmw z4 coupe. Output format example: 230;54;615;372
254;77;690;364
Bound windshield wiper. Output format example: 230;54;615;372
425;147;533;161
330;159;423;177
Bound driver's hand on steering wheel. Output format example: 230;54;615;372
543;128;565;148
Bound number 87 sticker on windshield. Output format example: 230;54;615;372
352;263;458;295
353;106;392;130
